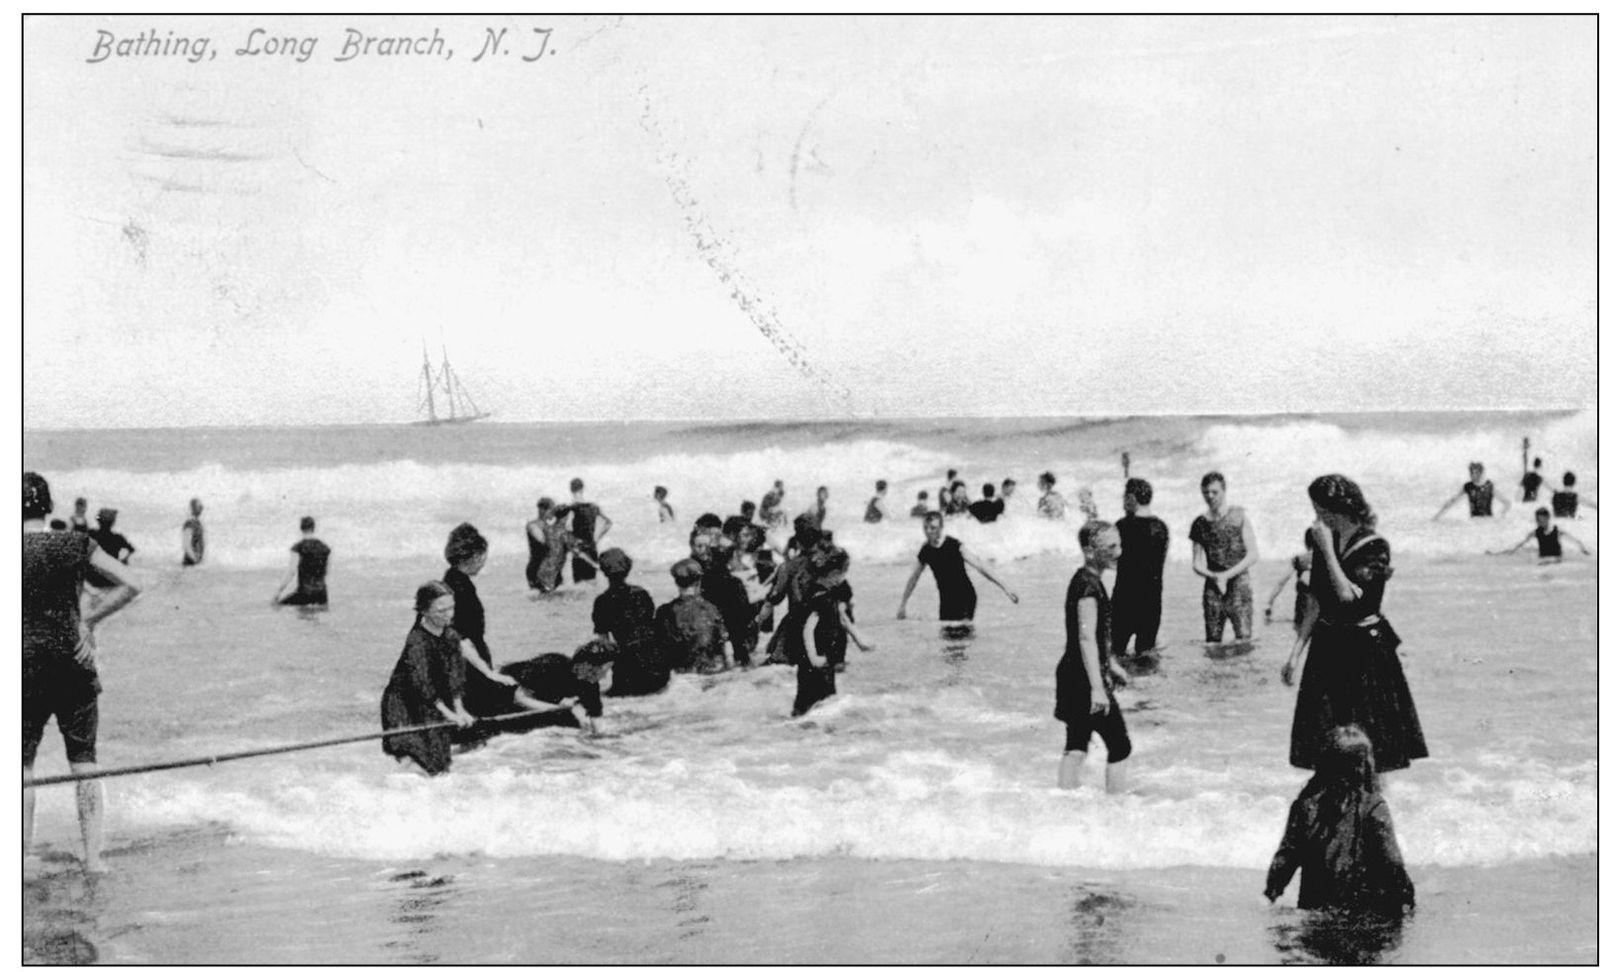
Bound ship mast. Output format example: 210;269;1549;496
419;344;439;424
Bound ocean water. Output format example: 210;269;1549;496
22;411;1597;963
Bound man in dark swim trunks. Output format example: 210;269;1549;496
553;478;612;585
1551;471;1596;519
1520;457;1544;502
1112;478;1169;656
968;483;1005;523
1434;462;1510;519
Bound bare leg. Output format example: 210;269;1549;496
24;766;36;858
1058;750;1087;789
70;762;107;874
1104;758;1130;795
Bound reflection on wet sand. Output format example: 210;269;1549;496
1269;907;1406;965
23;855;105;965
382;868;459;964
1066;883;1134;965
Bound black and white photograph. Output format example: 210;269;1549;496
21;13;1595;964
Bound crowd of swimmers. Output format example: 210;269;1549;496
22;450;1598;915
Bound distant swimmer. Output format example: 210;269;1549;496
528;498;592;595
271;515;332;607
591;548;667;696
945;481;971;517
1190;471;1259;644
1037;471;1067;520
552;478;612;585
1055;520;1132;792
1434;462;1510;519
380;581;477;776
653;485;676;524
896;511;1019;623
758;481;788;530
1075;487;1100;524
1113;478;1170;656
909;490;931;518
1520;456;1545;502
1489;507;1589;561
968;483;1004;523
70;496;89;534
1265;725;1415;916
691;526;757;668
782;545;873;716
88;508;135;565
524;499;550;592
1264;551;1312;632
180;496;206;566
864;480;888;523
25;472;141;873
1000;478;1021;515
1551;471;1595;518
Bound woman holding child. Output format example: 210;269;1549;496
1281;475;1427;774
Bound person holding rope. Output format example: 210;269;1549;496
382;581;476;776
24;472;141;873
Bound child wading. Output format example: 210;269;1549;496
1265;725;1415;916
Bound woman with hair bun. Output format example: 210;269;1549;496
380;580;475;776
1281;475;1428;774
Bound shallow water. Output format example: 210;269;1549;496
22;413;1598;963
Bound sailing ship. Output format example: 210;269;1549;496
415;344;491;425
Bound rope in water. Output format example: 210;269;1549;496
23;710;551;788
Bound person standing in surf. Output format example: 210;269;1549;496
1112;478;1169;657
1265;551;1313;633
69;496;90;533
271;516;332;607
1434;461;1510;519
1520;456;1545;502
180;496;205;566
1488;507;1590;561
87;508;135;567
1551;471;1596;518
864;480;888;523
1037;471;1067;519
653;485;676;524
381;580;476;776
25;472;142;873
553;478;612;585
1190;472;1259;644
896;511;1019;623
1055;520;1132;792
441;524;524;718
1281;475;1427;775
591;548;667;695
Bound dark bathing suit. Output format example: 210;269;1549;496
1053;565;1131;762
1113;513;1169;654
1535;525;1563;558
1190;507;1253;641
1463;480;1496;517
917;536;976;622
280;537;331;605
558;503;602;582
24;531;102;765
1551;490;1578;518
1521;471;1543;502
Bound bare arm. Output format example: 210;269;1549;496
960;547;1018;603
595;511;613;543
1191;542;1214;582
271;550;300;603
1433;490;1465;520
1076;598;1108;713
1488;531;1534;556
458;640;516;685
78;547;141;662
1280;592;1319;686
1264;570;1294;611
838;602;874;651
896;561;926;618
1309;521;1361;603
1562;529;1591;554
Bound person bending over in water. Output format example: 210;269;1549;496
1489;507;1590;561
1055;521;1132;792
271;515;331;607
1265;551;1312;633
896;512;1018;623
1265;724;1415;916
864;480;888;523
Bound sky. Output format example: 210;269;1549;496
20;14;1597;428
